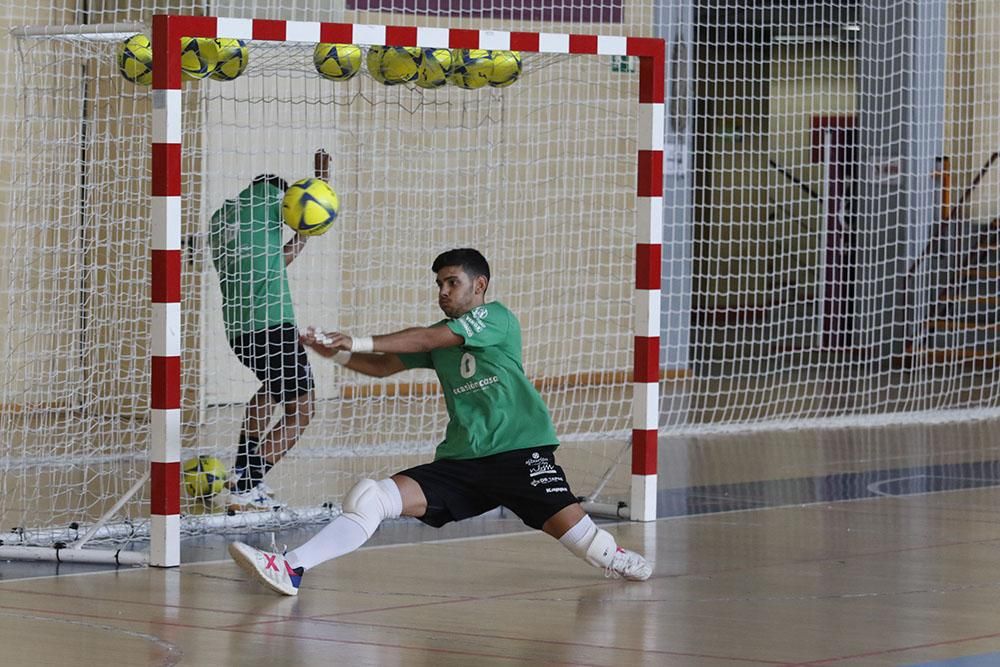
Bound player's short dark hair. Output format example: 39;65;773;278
432;248;491;284
252;173;289;192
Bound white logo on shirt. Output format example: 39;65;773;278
460;352;476;379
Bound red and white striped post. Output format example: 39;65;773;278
631;40;664;522
150;15;215;567
147;16;665;562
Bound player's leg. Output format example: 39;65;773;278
230;460;493;595
281;468;467;573
228;330;278;488
253;324;315;467
230;475;416;595
490;446;653;581
231;384;274;484
254;390;314;468
543;504;652;581
232;324;315;507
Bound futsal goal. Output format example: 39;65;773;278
0;14;664;565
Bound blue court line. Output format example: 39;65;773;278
657;459;1000;518
907;652;1000;666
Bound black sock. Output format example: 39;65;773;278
235;452;266;493
233;435;259;480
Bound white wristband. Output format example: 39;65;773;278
333;350;352;365
352;336;374;353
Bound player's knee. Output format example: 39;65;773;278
342;478;403;538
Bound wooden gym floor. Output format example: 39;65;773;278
4;422;1000;666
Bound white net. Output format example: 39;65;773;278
6;2;1000;554
1;25;643;548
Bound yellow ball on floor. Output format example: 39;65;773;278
182;456;228;500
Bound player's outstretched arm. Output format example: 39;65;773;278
363;325;463;354
300;326;407;377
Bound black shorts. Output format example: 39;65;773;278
229;323;314;403
399;446;579;530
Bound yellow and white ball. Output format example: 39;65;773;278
282;178;340;236
180;36;218;81
182;455;228;500
211;38;248;81
117;34;153;86
314;43;362;81
415;48;453;89
488;50;522;88
447;49;493;89
366;45;421;85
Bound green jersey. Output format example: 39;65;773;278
398;301;559;460
208;181;295;341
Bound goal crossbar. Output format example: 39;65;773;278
148;13;664;566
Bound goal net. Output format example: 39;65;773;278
0;15;662;562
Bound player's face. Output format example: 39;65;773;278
436;265;484;318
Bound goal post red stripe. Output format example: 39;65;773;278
252;19;286;41
631;429;658;476
151;143;181;196
569;34;598;54
386;25;418;46
150;461;181;516
509;32;540;52
151;250;181;302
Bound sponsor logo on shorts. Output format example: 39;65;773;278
524;453;555;476
545;487;569;493
529;463;556;476
530;475;565;487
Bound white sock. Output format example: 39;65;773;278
559;515;597;554
285;515;369;571
285;478;403;571
558;515;618;569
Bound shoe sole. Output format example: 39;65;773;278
228;542;297;596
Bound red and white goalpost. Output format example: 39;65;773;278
0;14;663;566
148;15;664;566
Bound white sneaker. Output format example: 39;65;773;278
227;485;283;512
227;469;276;497
229;541;301;596
606;547;652;581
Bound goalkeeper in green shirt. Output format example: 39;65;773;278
230;248;652;593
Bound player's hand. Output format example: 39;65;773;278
300;326;348;357
314;149;330;181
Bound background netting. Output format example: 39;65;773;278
4;2;1000;551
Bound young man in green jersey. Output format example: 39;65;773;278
229;248;653;593
208;150;328;511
